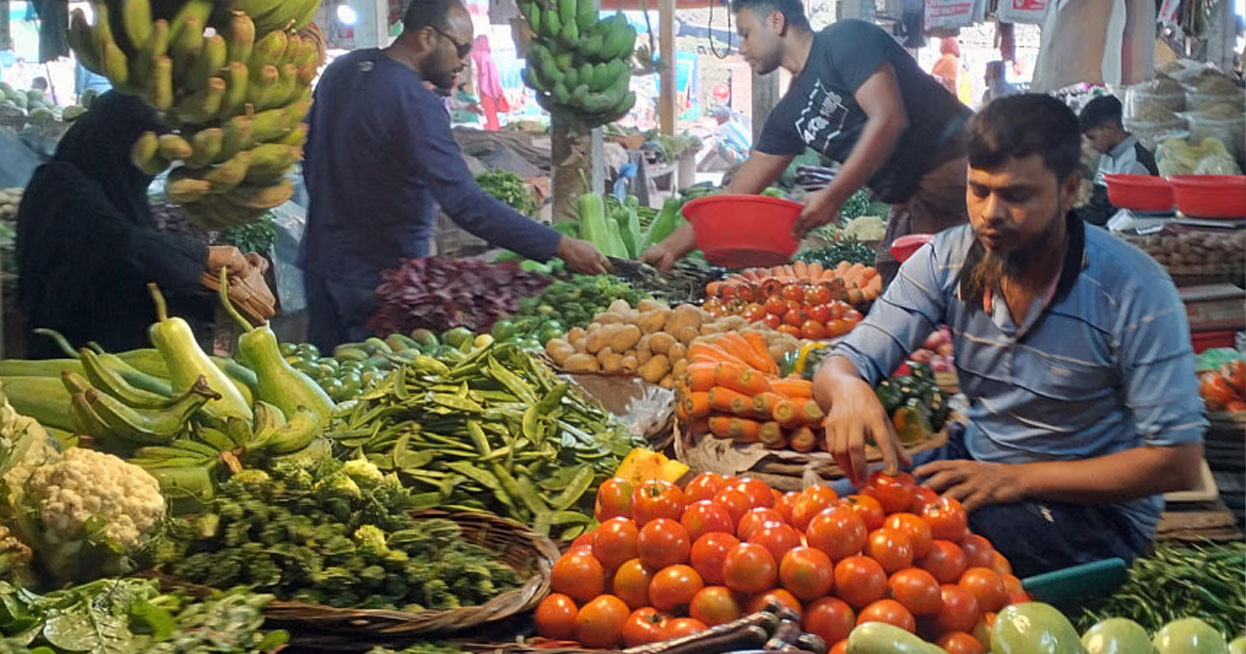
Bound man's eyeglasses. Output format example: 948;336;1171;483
433;27;473;58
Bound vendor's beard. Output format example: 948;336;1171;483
966;210;1065;299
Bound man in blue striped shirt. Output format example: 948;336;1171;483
814;95;1206;576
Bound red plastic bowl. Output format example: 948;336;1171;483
1168;175;1246;219
890;233;935;263
682;194;801;267
1103;174;1173;212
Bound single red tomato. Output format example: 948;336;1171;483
841;494;886;530
764;295;789;316
807;285;832;306
826;319;851;338
807;303;832;324
748;523;803;564
885;513;933;558
681;500;735;543
958;535;995;570
857;599;917;633
730;478;777;509
534;593;579;640
830;640;849;654
791;485;840;531
972;612;997;650
649;564;704;613
632;480;687;526
782;283;806;302
736;283;758;303
862;471;917;515
741;303;766;323
806;506;868;561
690;532;739;585
938;631;987;654
1000;573;1023;595
917;540;968;584
958;567;1007;613
909;487;940;514
637;518;691;570
833;556;887;609
570;530;596;553
804;597;855;645
612;558;656;610
689;586;743;627
888;568;943;616
990;551;1014;577
685;472;727;503
737;507;785;540
779;546;834;601
662;617;709;639
550;550;605;604
713;488;753;524
763;313;783;329
845;308;863;322
774;491;801;523
575;595;630;648
719;285;738;301
921;497;969;542
621;607;668;647
1006;590;1031;605
933;584;981;634
595;478;633;522
785;298;805;316
777;324;803;337
702;297;725;315
801;320;827;340
594;517;640;570
865;528;914;574
784;309;807;327
746;588;804;618
722;542;778;593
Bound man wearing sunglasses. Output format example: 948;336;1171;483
300;0;610;350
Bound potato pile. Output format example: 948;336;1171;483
545;299;801;387
1122;231;1246;279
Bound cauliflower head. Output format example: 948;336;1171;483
0;384;59;506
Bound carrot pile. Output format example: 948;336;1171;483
707;259;882;306
676;331;827;453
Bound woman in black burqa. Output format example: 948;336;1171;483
16;91;263;358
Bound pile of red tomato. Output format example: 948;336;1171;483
534;471;1029;653
702;282;864;341
1199;359;1245;413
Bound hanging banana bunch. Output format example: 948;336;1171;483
68;0;327;231
518;0;638;128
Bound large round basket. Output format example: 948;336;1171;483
249;510;558;638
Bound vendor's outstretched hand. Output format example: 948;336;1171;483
557;236;612;275
244;252;270;275
207;245;251;276
916;460;1025;512
794;188;842;239
814;356;911;488
640;243;678;273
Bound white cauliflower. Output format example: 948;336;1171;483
17;448;166;584
843;215;886;242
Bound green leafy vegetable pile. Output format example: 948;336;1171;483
794;238;877;267
220;213;277;258
158;460;521;611
476;171;539;217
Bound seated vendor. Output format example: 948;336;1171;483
814;94;1205;577
1077;95;1159;226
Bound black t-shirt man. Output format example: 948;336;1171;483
756;19;970;204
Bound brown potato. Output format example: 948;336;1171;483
563;353;600;372
609;324;644;352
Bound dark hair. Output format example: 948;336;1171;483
1078;95;1124;132
403;0;462;32
731;0;810;30
968;94;1081;180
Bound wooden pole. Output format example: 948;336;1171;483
659;0;676;135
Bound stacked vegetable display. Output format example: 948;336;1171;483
535;471;1029;650
69;0;324;229
518;0;637;127
704;266;873;340
493;275;647;349
1200;356;1245;413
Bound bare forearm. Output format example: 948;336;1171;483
725;152;793;194
813;355;863;409
663;222;699;258
1017;443;1204;504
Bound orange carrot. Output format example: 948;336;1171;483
708;416;734;438
753;392;786;418
835;261;851;276
790;426;817;452
808;262;824;279
687;362;718;392
736;368;774;396
688;342;751;367
710;361;748;386
782;265;795;278
726;417;763;443
715;332;767;372
770;265;785;277
683;392;711;418
687;417;710;434
793;260;808;279
773;398;824;427
706;281;725;297
741;331;779;375
759;421;787;449
860;267;878;282
771;377;814;399
730;394;756;418
708;386;751;413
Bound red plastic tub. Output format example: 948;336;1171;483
1168;175;1246;219
890;234;935;263
1103;174;1173;212
682;194;801;267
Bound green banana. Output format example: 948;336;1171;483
169;16;205;83
189;33;227;92
79;348;170;408
559;18;579;45
130;131;169;175
252;400;287;433
130;455;211;468
202;149;252;194
165;175;213;204
522;66;545;94
543;7;562;40
217;61;250;118
225;10;255;65
101;40;131;88
213;359;258;406
91;2;116;57
225;416;254;448
157;133;192;161
579;34;603;59
557;0;576;31
576;0;597;32
147;54;174;112
130;18;169;83
244;143;298;184
168;0;212;45
185;127;224;168
216;115;254;162
221;178;294;210
525;1;543;37
134;443;214;460
248;29;287;75
276;122;307;147
563;66;579;89
248;103;291;143
252;0;318;36
70;391;114;437
255;406;320;454
175;76;226;125
291;0;320;30
59;370;92;396
143;465;214;502
258;63;296;111
120;0;153;52
246;63;279;109
84;377;218;444
195;427;236;452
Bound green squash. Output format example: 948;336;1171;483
1227;636;1244;654
847;622;947;654
1083;618;1156;654
991;602;1084;654
1153;618;1228;654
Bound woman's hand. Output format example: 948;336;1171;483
207;245;250;276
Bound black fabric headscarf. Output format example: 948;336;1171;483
16;91;209;358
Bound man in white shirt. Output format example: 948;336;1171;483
1078;95;1158;226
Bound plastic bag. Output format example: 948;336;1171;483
1123;117;1187;150
1155;136;1239;176
270;201;307;313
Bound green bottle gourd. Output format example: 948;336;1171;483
216;270;334;425
147;283;253;421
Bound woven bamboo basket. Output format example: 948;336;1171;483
161;510;559;640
